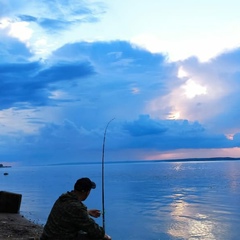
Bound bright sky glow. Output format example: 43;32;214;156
9;21;33;42
183;79;207;99
0;18;9;29
177;67;188;78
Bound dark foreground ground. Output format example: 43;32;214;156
0;213;43;240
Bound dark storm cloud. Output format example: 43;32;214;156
54;41;167;73
0;32;33;61
0;60;95;109
123;115;167;136
36;61;95;82
120;115;238;151
10;115;238;164
17;15;37;22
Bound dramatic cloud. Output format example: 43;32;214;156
1;1;240;165
0;59;95;109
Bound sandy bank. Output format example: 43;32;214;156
0;213;43;240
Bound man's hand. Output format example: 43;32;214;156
88;209;101;218
104;234;111;239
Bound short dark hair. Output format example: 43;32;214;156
74;178;96;192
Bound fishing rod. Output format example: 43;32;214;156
101;118;115;231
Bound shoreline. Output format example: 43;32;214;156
0;213;43;240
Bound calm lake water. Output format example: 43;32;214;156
1;160;240;240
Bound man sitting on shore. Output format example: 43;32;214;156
40;178;111;240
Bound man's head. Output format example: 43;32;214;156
74;177;96;192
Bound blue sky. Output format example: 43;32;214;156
1;0;240;165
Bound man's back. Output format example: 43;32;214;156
41;191;105;240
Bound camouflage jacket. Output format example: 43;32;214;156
40;191;105;240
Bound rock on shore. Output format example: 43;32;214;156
0;213;43;240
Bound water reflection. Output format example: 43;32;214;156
227;162;240;192
167;191;225;239
173;163;183;172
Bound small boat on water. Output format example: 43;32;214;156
3;172;9;176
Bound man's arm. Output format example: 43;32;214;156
87;210;111;239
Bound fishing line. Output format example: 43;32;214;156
101;118;115;231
